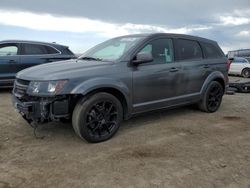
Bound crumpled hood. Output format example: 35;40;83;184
16;59;114;81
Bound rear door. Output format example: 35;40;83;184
19;43;63;71
174;38;206;95
0;43;21;84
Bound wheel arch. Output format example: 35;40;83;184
201;71;227;95
71;78;131;120
241;67;250;76
85;87;129;119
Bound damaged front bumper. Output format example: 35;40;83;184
12;94;71;124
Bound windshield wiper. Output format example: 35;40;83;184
78;56;102;61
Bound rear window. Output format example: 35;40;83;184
176;39;203;61
22;44;59;55
201;42;223;59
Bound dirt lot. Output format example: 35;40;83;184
0;86;250;187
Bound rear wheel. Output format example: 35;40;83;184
198;81;224;113
242;68;250;78
72;92;123;143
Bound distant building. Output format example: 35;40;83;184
228;49;250;59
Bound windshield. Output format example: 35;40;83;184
79;36;145;61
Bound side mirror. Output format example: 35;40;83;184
132;52;153;65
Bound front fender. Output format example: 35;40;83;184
70;77;131;105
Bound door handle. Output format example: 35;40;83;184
170;67;179;72
8;60;17;64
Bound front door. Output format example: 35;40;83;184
0;43;20;85
132;38;182;113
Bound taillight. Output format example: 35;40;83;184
226;59;232;71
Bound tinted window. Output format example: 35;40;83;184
23;44;46;55
139;38;174;63
45;46;59;54
176;39;202;61
0;44;18;56
22;44;59;55
201;42;223;58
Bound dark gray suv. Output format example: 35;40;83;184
12;33;228;143
0;40;75;87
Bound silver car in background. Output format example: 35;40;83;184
229;57;250;78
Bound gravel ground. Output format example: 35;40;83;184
0;82;250;188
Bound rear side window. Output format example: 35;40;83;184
45;46;60;54
201;42;223;59
176;39;202;61
0;43;18;56
22;44;59;55
61;47;74;55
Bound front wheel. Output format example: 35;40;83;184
198;81;224;113
72;92;123;143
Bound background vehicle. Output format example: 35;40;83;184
229;57;250;78
12;33;228;143
0;40;75;87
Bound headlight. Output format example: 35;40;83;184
27;80;68;95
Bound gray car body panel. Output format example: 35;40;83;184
15;33;228;118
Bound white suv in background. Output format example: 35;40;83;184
229;57;250;78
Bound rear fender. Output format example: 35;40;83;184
201;71;226;95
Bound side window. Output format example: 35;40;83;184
139;38;174;63
242;59;248;63
233;59;247;63
176;39;202;61
45;46;60;54
232;59;240;63
201;42;223;59
0;44;18;56
22;44;48;55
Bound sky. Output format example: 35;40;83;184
0;0;249;54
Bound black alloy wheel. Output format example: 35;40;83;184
206;82;224;112
85;101;118;138
72;92;123;143
198;81;224;113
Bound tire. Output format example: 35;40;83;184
72;92;123;143
241;68;250;78
198;81;224;113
